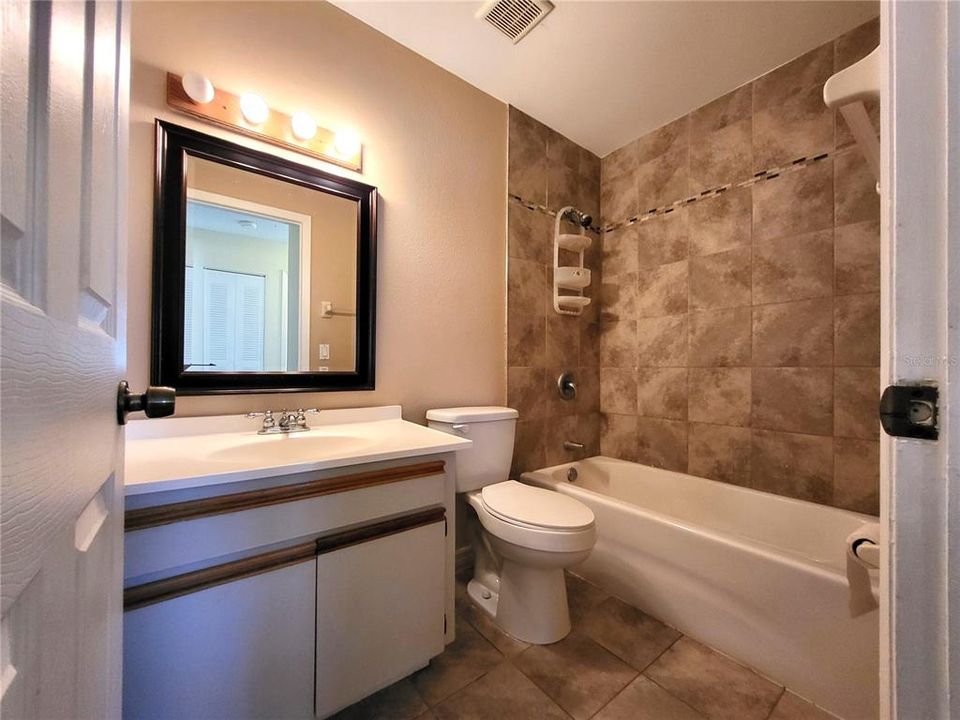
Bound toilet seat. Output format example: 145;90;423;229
481;480;594;531
466;482;596;553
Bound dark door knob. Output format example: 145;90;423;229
117;381;176;425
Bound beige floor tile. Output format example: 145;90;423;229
412;618;504;706
595;676;706;720
580;596;682;671
565;572;609;624
433;662;568;720
513;631;637;720
330;678;428;720
768;690;840;720
645;637;782;720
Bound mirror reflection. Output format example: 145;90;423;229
183;156;358;373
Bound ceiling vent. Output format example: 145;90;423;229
477;0;555;44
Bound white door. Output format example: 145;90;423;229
881;2;959;718
1;1;129;718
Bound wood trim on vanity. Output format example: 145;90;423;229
124;460;446;532
124;506;446;611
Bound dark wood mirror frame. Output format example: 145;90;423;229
151;120;378;395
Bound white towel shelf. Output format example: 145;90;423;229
553;206;593;316
824;46;880;190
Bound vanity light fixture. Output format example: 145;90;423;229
181;72;214;104
165;73;363;172
239;92;270;125
333;128;361;158
291;112;318;141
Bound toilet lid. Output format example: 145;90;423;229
481;481;594;530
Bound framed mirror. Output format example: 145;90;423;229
152;121;377;394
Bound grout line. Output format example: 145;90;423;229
642;670;715;719
765;686;789;720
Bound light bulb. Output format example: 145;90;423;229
181;72;214;104
333;128;361;158
291;112;317;141
239;92;269;125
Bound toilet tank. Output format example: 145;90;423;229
426;407;518;492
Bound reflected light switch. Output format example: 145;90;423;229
318;344;330;360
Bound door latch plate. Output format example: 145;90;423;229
879;384;938;440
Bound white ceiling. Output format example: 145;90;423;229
187;201;294;243
332;1;879;157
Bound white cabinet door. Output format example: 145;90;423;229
315;521;446;718
123;560;316;720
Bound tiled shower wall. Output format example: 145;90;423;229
506;108;602;476
598;18;881;514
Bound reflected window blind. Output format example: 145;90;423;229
200;268;265;372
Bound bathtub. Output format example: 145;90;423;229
522;456;879;720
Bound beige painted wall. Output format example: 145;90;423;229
129;1;508;421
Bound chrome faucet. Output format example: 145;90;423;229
563;440;585;451
245;408;319;434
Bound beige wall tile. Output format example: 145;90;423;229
636;417;688;471
688;186;752;256
637;260;689;318
752;298;833;366
688;367;752;426
752;367;833;435
689;247;752;310
548;163;580;210
753;85;834;170
601;368;638;415
508;367;547;421
508;309;545;367
512;418;546;476
835;17;880;72
602;224;639;283
753;160;834;242
689;307;752;366
834;438;880;515
548;131;581;172
600;321;638;368
579;323;601;367
508;203;551;264
637;367;688;420
509;258;548;317
688;423;752;486
835;366;880;439
635;116;689;166
835;293;880;365
637;315;689;367
602;172;638;226
601;413;638;461
600;277;638;322
835;220;880;295
751;429;833;503
580;147;602;185
753;228;834;305
637;208;689;268
752;44;834;111
835;151;880;226
546;314;581;367
690;118;752;192
637;143;690;213
602;140;639;187
690;85;752;138
509;107;548;204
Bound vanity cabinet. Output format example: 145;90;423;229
122;458;452;720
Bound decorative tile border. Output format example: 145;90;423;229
508;144;857;235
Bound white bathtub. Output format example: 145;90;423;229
522;456;879;720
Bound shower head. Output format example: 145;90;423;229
563;207;592;228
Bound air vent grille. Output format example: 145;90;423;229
477;0;554;44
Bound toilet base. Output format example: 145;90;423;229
467;564;572;645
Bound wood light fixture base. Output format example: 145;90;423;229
165;73;362;172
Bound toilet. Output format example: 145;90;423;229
426;406;596;644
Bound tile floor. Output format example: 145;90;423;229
332;573;839;720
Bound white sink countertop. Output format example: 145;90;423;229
125;405;471;496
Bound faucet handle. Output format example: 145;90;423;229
295;408;320;426
245;410;276;430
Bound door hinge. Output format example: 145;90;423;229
879;384;939;440
443;613;447;634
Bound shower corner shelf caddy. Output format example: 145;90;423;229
553;205;592;316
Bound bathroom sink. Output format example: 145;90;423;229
206;434;375;465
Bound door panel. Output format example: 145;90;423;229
0;0;128;717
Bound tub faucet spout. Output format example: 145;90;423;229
563;441;585;451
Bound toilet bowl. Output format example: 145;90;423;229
426;407;597;645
